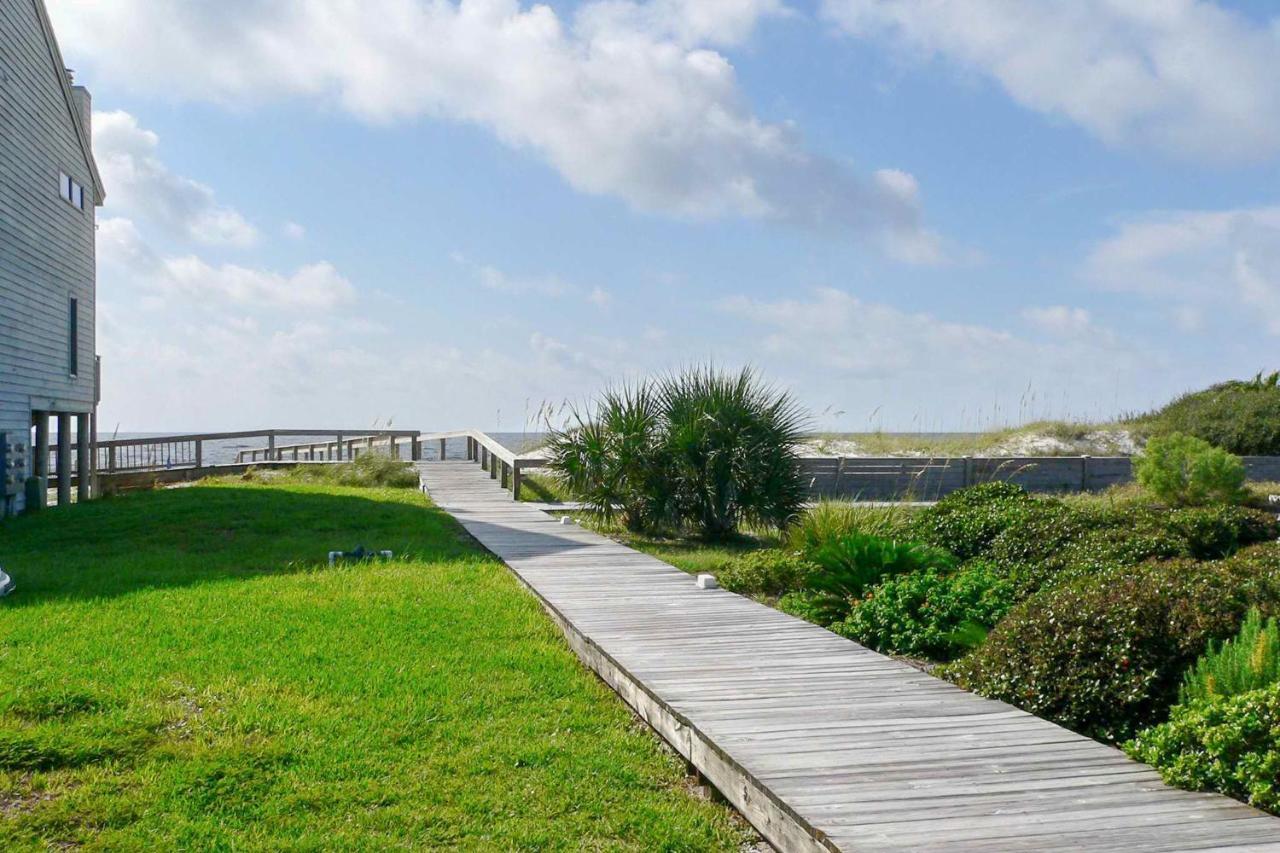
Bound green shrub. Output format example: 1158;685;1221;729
787;500;911;556
1180;608;1280;704
809;533;955;599
1135;433;1248;507
835;562;1016;661
945;554;1280;742
910;482;1035;560
545;383;668;532
776;589;839;626
548;367;807;539
1161;506;1279;559
1125;683;1280;814
658;366;808;539
717;550;817;597
1141;373;1280;455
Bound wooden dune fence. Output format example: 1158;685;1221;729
800;455;1280;501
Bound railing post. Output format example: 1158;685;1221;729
411;437;421;461
388;436;397;459
512;464;523;501
267;432;276;460
1081;455;1091;492
490;453;499;480
439;438;447;462
500;460;510;489
480;447;488;471
108;444;116;473
195;439;203;469
335;434;344;461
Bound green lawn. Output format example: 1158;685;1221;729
0;482;748;850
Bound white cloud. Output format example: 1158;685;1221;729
93;111;259;246
99;217;355;310
1085;206;1280;335
822;0;1280;163
1022;305;1092;336
718;287;1152;427
52;0;942;259
283;221;307;240
587;286;612;308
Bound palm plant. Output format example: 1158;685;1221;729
659;366;808;540
544;383;669;532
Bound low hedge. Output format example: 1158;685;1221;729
1125;683;1280;814
916;484;1278;598
945;544;1280;742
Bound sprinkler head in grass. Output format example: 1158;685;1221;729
0;568;14;598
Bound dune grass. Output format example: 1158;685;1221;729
0;482;748;850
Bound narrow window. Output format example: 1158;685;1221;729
72;182;83;209
59;171;71;201
68;297;78;376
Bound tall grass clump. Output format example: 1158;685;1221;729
786;500;911;553
291;452;419;488
1180;608;1280;704
546;367;807;539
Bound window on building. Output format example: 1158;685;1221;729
59;172;84;210
68;297;78;376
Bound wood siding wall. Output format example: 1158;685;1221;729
0;0;98;509
799;456;1280;501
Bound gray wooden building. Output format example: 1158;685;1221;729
0;0;104;514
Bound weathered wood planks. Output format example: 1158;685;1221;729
418;461;1280;852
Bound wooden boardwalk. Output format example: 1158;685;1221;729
418;461;1280;852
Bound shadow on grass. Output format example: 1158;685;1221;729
0;483;485;608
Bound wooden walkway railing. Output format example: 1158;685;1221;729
53;429;422;481
419;431;548;500
236;430;422;463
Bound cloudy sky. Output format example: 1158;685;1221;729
47;0;1280;433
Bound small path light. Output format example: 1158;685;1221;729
328;546;394;566
695;574;718;590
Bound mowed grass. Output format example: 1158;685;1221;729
0;482;748;850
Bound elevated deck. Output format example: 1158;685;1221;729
418;460;1280;852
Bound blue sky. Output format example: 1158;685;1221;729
46;0;1280;433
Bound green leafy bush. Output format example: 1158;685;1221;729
802;533;955;625
945;552;1280;742
1135;433;1248;507
1141;373;1280;455
1180;608;1280;704
1125;683;1280;814
910;482;1035;560
776;589;839;626
717;550;817;598
787;500;911;555
835;562;1015;660
547;367;807;539
1160;506;1279;559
